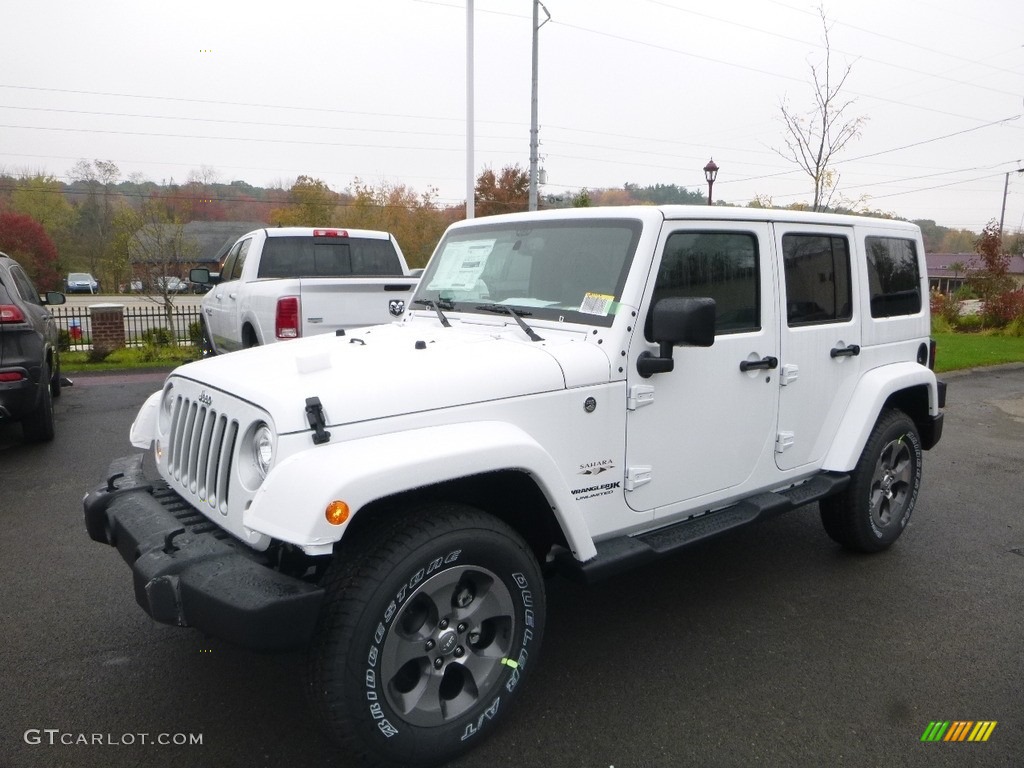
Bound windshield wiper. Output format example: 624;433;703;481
475;304;544;342
413;298;452;328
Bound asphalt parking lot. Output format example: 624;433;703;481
0;365;1021;768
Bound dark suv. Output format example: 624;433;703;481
0;252;65;442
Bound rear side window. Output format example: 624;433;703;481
648;231;760;339
10;266;42;306
865;236;922;317
230;239;251;280
781;234;852;326
258;236;403;278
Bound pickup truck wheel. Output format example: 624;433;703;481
200;322;216;357
820;409;921;553
22;362;56;443
307;504;545;767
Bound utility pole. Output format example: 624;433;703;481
466;0;475;219
528;1;550;212
999;166;1024;237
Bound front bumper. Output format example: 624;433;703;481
83;455;324;652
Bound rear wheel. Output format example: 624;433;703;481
820;409;921;552
307;504;545;767
22;363;55;443
51;354;62;398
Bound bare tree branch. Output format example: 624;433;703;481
774;5;867;211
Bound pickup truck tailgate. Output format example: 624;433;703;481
298;277;417;335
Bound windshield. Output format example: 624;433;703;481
69;273;92;281
414;218;642;327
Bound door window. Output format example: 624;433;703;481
230;239;251;280
647;231;760;340
781;234;852;325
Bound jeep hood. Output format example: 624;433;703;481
171;322;611;433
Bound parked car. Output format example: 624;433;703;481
155;276;188;293
65;272;99;294
1;252;66;442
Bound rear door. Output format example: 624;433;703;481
207;237;252;350
773;224;862;471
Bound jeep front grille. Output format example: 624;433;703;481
166;395;238;515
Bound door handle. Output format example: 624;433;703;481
739;356;779;372
830;344;861;358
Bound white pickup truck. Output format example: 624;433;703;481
87;206;944;767
191;227;418;353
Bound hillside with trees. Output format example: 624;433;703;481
1;161;1021;293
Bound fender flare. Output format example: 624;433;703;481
244;420;597;561
822;362;939;472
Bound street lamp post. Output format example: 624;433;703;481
704;159;719;206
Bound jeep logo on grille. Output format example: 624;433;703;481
389;299;406;317
198;391;213;406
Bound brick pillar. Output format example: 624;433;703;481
89;303;126;352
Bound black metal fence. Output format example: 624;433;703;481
51;305;204;351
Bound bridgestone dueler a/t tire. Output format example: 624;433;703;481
306;504;545;768
820;409;922;553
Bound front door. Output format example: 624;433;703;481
773;224;862;471
625;221;779;519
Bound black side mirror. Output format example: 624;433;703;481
637;297;715;378
44;291;66;306
189;268;213;285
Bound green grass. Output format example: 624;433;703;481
931;332;1024;373
62;346;201;373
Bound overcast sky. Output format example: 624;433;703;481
3;0;1023;230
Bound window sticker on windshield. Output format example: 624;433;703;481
427;240;495;291
579;292;615;316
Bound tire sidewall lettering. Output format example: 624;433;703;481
361;545;538;747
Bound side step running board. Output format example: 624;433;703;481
557;472;849;584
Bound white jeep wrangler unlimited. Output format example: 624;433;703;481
84;206;945;767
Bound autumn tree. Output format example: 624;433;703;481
341;179;454;268
117;202;199;323
269;176;339;226
0;211;60;289
475;165;529;217
69;159;121;277
970;220;1021;326
8;174;76;268
776;6;866;212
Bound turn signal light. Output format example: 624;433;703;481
325;500;350;526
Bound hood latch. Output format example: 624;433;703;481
304;397;332;445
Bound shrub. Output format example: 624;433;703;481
87;346;112;363
982;288;1024;328
955;314;983;332
141;327;175;347
1003;316;1024;338
929;290;960;324
57;329;71;352
188;320;204;348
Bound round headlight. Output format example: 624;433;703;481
159;382;175;432
252;423;274;478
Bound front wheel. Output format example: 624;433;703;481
820;409;922;553
307;504;545;768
